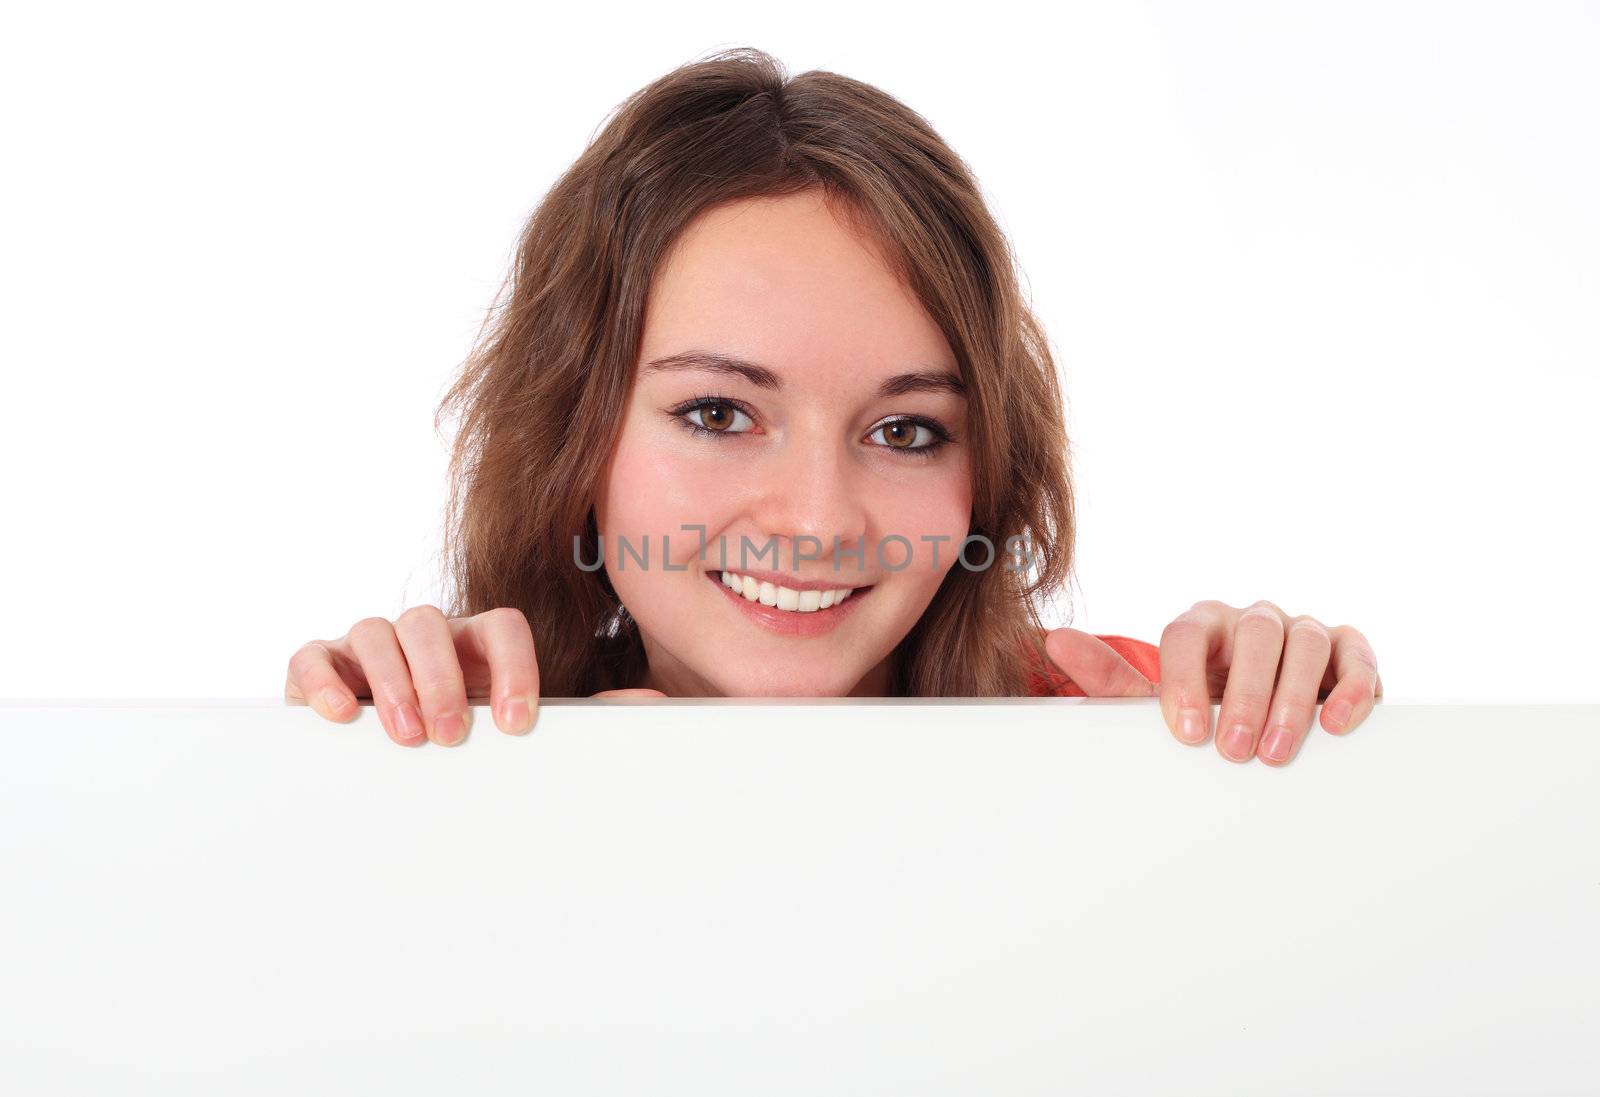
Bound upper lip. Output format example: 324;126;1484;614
714;566;874;593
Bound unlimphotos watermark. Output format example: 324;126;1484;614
573;525;1039;575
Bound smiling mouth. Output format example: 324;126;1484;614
709;569;874;613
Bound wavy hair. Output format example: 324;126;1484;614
434;47;1076;696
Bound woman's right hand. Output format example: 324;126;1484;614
285;605;544;747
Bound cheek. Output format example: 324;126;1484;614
866;460;973;588
596;427;733;572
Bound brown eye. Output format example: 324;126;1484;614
882;420;915;448
676;399;753;439
866;417;947;457
697;403;734;431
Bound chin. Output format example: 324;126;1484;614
700;662;863;699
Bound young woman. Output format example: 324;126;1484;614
284;48;1382;764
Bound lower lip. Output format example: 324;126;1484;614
708;571;873;638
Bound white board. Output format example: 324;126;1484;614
2;699;1596;1094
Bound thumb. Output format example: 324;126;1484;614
1042;627;1159;698
589;688;670;699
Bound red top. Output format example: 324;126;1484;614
1024;633;1162;696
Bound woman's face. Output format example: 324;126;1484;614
593;190;972;696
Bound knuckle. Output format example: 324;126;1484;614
394;603;447;630
1334;623;1373;649
1160;614;1207;643
347;617;393;645
410;664;466;702
481;605;528;630
1224;688;1273;718
375;685;421;717
1273;697;1317;730
286;640;330;680
1333;626;1379;673
1288;616;1332;647
283;660;306;699
1236;606;1284;636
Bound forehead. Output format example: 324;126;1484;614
641;191;955;384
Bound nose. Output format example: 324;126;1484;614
746;424;871;573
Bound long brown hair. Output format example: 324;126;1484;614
434;47;1077;696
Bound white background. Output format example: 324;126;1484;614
2;1;1594;701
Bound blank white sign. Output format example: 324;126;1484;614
2;699;1596;1094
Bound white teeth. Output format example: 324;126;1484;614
718;572;859;614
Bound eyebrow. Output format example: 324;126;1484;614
642;351;967;400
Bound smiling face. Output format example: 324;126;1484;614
591;189;974;697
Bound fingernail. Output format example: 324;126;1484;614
321;688;348;717
1325;701;1354;731
434;711;465;745
1221;723;1254;760
394;702;424;739
499;694;529;733
1179;708;1206;743
1261;726;1294;763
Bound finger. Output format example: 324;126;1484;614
452;608;541;735
1257;617;1334;766
392;604;472;746
1319;626;1381;735
590;689;670;698
1042;628;1160;697
285;640;364;724
1157;604;1225;746
1215;603;1287;763
342;617;429;746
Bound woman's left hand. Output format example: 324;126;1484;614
1160;599;1381;765
1046;599;1382;766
